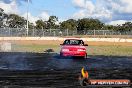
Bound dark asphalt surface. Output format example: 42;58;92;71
0;52;132;88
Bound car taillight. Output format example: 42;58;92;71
77;49;86;51
62;49;69;52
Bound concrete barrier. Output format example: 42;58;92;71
0;37;132;42
0;42;11;52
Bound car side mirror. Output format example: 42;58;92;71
84;44;88;46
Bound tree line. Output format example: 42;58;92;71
0;8;132;32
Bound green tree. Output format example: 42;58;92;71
121;22;132;31
77;18;104;31
104;25;115;30
35;20;46;29
0;8;8;28
60;19;77;30
47;16;58;29
28;23;35;29
0;8;4;21
7;14;26;28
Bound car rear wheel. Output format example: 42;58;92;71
83;54;87;59
60;53;62;56
60;53;64;58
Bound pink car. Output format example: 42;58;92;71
60;39;88;58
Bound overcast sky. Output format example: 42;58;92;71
0;0;132;25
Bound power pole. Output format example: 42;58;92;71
26;0;29;36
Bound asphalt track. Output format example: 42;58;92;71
0;52;132;88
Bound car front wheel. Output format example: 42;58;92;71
83;54;87;59
60;53;64;57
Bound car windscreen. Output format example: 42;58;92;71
63;40;84;45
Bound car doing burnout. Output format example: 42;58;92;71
60;39;88;58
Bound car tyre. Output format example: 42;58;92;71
60;53;64;58
83;54;87;59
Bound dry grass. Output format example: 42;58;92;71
6;40;132;56
8;40;132;46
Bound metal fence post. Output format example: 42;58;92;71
53;31;55;36
8;27;10;36
103;30;104;35
94;29;95;37
43;30;45;37
33;28;34;36
50;29;51;36
67;29;68;36
42;27;43;37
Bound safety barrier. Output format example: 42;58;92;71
0;37;132;42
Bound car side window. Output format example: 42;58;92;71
78;40;84;45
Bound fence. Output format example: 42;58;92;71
0;28;132;37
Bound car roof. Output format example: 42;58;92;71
64;38;82;40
